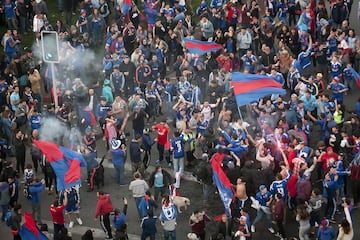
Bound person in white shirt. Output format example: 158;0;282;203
33;13;44;33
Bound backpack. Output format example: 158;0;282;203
23;183;32;199
5;211;14;227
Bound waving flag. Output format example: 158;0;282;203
211;153;234;217
231;72;286;107
19;212;48;240
184;38;222;55
33;140;87;191
122;0;132;15
349;67;360;88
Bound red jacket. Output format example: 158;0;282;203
50;204;66;225
287;175;298;198
95;194;113;218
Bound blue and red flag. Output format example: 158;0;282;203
122;0;132;15
184;38;222;55
349;67;360;88
33;140;87;191
231;72;286;107
211;152;234;217
19;212;48;240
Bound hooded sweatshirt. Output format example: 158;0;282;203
95;194;113;218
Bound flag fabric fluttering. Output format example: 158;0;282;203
211;153;234;217
184;38;222;55
122;0;132;15
231;72;286;107
349;67;360;88
19;212;48;240
33;140;87;191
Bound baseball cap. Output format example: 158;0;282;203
316;73;323;78
291;93;297;98
80;9;86;15
259;185;266;191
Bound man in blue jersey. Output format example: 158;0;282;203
171;130;185;176
270;171;291;201
327;77;348;103
251;185;275;234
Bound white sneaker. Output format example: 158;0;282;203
268;227;275;234
76;218;83;225
315;222;319;227
69;221;74;228
251;225;255;233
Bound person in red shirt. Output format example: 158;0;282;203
50;191;68;239
320;147;339;172
94;192;114;240
152;120;170;165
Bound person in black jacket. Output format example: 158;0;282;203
141;129;155;169
194;153;213;207
11;204;22;240
214;214;234;240
141;209;157;240
148;166;173;202
13;129;27;174
130;134;144;176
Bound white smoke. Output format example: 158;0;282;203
39;117;70;145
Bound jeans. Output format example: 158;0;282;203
19;16;28;33
157;143;165;162
173;157;184;175
1;204;8;221
114;165;125;184
154;186;166;202
134;196;143;218
57;0;63;11
252;207;272;228
203;184;211;203
164;229;176;240
31;203;42;224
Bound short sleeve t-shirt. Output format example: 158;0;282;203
154;172;164;188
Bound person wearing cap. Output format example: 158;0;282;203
327;76;348;103
319;146;339;173
111;140;127;185
251;185;274;234
315;73;326;95
76;9;88;34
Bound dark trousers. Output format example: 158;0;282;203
352;180;360;205
100;213;112;239
157;143;165;162
276;219;286;238
141;234;155;240
31;155;40;173
53;223;65;239
15;155;25;173
196;233;205;240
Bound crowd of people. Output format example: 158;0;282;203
0;0;360;239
